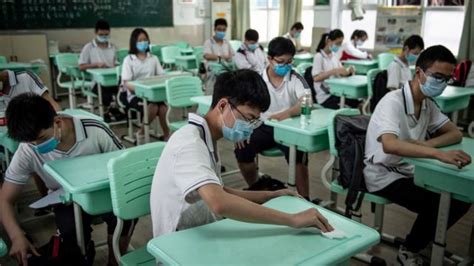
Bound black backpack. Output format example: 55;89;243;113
335;115;370;217
370;70;389;113
304;66;317;103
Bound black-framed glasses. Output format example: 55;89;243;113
228;102;263;128
425;71;454;85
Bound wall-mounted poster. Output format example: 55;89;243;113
375;6;422;51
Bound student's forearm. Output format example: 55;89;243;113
204;54;219;61
79;63;98;71
383;136;441;160
224;187;274;204
1;201;24;242
426;123;463;148
313;69;336;82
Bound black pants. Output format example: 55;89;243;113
373;178;471;253
92;85;119;107
321;95;361;110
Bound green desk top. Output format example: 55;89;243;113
175;55;196;61
435;85;474;100
147;196;380;265
406;138;474;203
294;53;314;60
85;68;117;76
131;71;192;90
265;108;334;136
0;62;41;71
325;75;368;87
342;59;378;66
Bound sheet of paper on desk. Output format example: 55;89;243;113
29;188;65;209
321;229;347;239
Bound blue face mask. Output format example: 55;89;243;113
247;43;258;51
273;63;292;77
136;41;149;52
406;53;418;65
34;128;61;154
96;35;109;43
419;71;447;98
221;107;254;142
294;31;301;39
330;44;340;53
215;31;226;40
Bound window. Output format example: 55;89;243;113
428;0;464;5
301;0;315;47
250;0;280;43
422;9;465;55
340;10;378;49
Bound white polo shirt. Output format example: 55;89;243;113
261;67;309;120
386;56;412;90
283;32;302;51
363;81;450;192
203;38;234;60
150;113;223;237
234;44;268;74
342;41;369;59
79;39;117;68
312;51;343;104
4;114;123;190
121;53;164;102
2;70;48;106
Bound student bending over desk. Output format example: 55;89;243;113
0;94;135;266
340;29;372;61
234;29;267;74
150;69;333;237
364;45;471;266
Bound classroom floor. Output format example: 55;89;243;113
0;96;472;266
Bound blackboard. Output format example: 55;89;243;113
0;0;173;29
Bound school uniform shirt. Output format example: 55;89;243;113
79;39;117;68
2;70;48;106
261;68;309;120
386;56;412;90
120;53;164;102
363;81;450;192
341;41;369;59
150;113;223;237
311;51;343;104
4;114;123;190
283;32;302;51
234;44;267;74
203;38;234;60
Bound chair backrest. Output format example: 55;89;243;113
55;53;80;74
108;142;166;220
116;49;129;65
173;41;189;49
0;56;7;64
166;76;203;108
296;62;312;75
150;44;165;61
161;46;181;64
366;68;382;98
377;53;395;70
229;40;242;52
62;109;104;122
327;108;361;157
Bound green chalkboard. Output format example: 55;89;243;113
0;0;173;29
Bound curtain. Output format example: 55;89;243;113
278;0;303;36
231;0;251;40
457;0;473;61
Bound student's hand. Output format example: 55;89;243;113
334;67;348;76
272;189;303;199
235;139;250;150
10;235;40;266
436;150;472;169
290;208;334;232
347;66;356;75
96;62;107;68
269;111;290;121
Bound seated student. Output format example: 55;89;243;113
387;35;424;90
234;29;267;74
203;18;234;64
312;30;358;109
340;30;372;61
79;19;123;122
364;45;471;266
0;94;135;266
120;28;170;143
150;69;333;237
283;22;304;53
235;37;312;199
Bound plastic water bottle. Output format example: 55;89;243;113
300;89;312;128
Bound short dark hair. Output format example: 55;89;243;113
351;30;367;40
267;37;296;57
214;18;228;28
416;45;457;72
316;29;344;52
129;28;150;55
95;19;110;32
211;69;270;113
6;93;57;142
245;29;259;42
291;22;304;31
403;35;424;50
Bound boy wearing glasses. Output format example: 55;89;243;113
150;69;333;237
234;37;312;200
364;45;471;266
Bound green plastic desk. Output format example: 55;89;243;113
179;48;194;56
190;95;212;115
0;238;7;257
265;108;335;188
0;62;42;74
406;138;474;266
326;75;368;109
293;53;314;66
147;196;380;265
86;68;119;118
434;85;474;125
175;55;197;71
342;59;379;75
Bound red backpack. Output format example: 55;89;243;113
453;60;472;87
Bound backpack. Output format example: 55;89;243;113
246;174;287;191
303;66;317;103
453;60;472;87
370;70;389;113
334;115;370;217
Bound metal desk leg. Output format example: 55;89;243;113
68;77;76;109
73;202;86;255
339;95;346;109
97;83;104;118
143;98;150;143
431;191;451;266
288;145;296;190
451;111;459;125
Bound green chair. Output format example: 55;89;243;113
62;108;104;122
116;49;129;65
173;41;189;49
362;68;382;115
0;238;7;257
0;56;7;63
150;44;165;62
229;40;242;52
161;46;181;69
108;142;166;266
296;62;312;75
377;53;395;70
165;76;204;132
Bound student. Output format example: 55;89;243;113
312;30;358;109
235;37;312;199
364;45;471;266
283;22;304;53
79;19;123;122
340;30;372;61
150;69;333;237
203;18;234;63
0;94;135;266
234;29;267;74
120;28;170;143
386;35;424;90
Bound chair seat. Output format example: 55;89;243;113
330;180;391;205
260;147;284;157
120;246;155;266
169;120;188;132
57;81;94;90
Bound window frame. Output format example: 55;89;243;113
250;0;280;43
